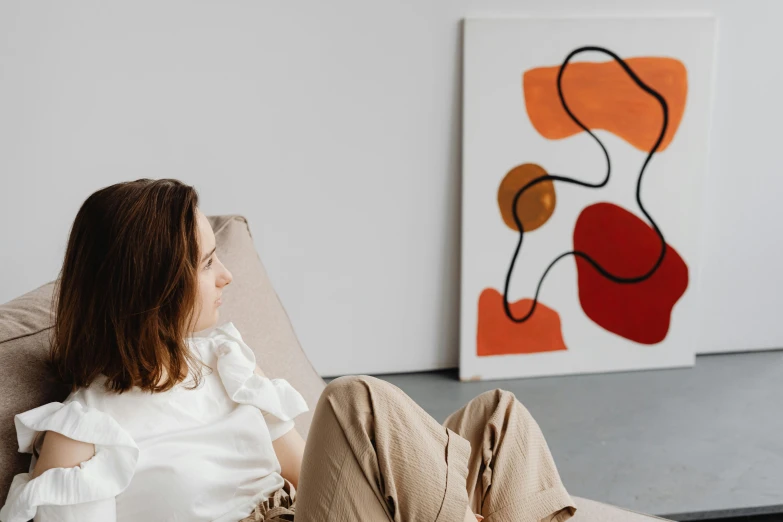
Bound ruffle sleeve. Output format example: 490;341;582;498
0;401;139;522
206;321;310;441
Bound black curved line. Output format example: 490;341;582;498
503;46;670;323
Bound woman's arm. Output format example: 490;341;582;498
34;431;96;478
253;364;306;489
271;427;306;490
25;431;117;521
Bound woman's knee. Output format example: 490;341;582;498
474;388;518;406
323;375;407;407
323;374;378;400
472;388;536;416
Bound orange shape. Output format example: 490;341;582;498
477;288;567;356
498;163;556;232
523;57;687;152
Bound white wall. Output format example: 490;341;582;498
1;0;780;377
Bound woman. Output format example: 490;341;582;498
0;179;576;522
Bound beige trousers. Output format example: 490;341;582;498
258;375;576;522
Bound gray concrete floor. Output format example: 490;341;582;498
328;350;783;519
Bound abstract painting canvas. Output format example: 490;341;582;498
460;16;717;381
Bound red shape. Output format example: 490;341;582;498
573;203;688;344
477;288;567;356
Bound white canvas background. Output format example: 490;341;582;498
460;16;717;380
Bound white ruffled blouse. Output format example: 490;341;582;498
0;322;310;522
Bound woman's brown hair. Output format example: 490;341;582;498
50;178;207;393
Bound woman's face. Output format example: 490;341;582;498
191;208;233;333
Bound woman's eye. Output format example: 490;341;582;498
205;258;214;269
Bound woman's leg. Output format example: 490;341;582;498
442;389;577;522
294;375;472;522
